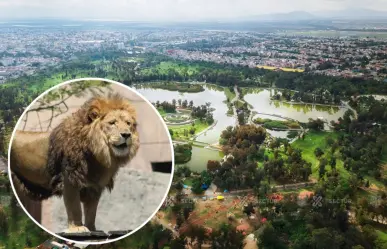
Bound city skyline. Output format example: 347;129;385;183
0;0;387;22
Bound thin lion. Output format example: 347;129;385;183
10;93;140;233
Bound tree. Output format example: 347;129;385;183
186;224;207;248
258;223;287;249
311;228;337;249
25;235;32;247
170;235;187;249
319;160;327;178
207;160;221;172
314;147;324;158
174;144;193;164
0;206;8;234
307;118;325;131
175;180;184;191
191;178;204;194
270;139;281;150
175;165;192;178
189;127;196;135
330;156;337;170
151;224;173;249
176;214;184;227
182;100;188;108
243;202;255;216
211;224;245;249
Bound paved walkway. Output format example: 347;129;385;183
192;120;218;140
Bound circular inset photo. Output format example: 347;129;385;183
8;78;174;244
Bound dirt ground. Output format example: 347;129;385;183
178;197;258;234
159;197;261;249
298;190;314;199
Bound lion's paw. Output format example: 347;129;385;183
64;225;90;233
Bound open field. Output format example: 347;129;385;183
256;65;304;73
292;131;350;180
234;99;245;108
254;118;301;130
278;30;387;39
169;120;210;140
224;87;236;101
157;108;168;116
376;230;387;248
183;178;194;186
147;82;204;93
141;61;199;76
180;198;259;234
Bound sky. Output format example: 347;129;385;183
0;0;386;22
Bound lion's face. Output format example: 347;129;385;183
100;110;137;157
83;95;140;167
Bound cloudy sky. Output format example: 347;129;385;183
0;0;386;21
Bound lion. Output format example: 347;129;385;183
10;93;140;233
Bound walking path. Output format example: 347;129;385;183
254;112;297;122
186;179;317;200
172;139;222;152
154;216;179;237
191;120;218;140
343;101;358;120
231;85;240;126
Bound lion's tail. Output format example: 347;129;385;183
11;172;62;201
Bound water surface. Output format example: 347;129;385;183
134;84;235;144
244;89;347;123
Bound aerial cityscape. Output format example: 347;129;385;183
0;0;387;248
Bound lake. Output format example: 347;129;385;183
181;146;223;172
134;84;235;144
244;89;347;123
135;85;347;172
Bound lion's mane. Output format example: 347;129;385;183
13;93;140;202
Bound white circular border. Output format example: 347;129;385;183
7;77;175;245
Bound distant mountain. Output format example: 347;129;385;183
237;8;387;22
243;11;317;22
314;8;387;20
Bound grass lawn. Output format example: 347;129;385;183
292;131;350;180
364;176;386;190
141;61;199;76
279;187;314;195
291;131;385;187
224;87;236;101
169;120;210;140
225;102;234;116
380;152;387;181
183;178;193;186
374;225;387;249
148;82;204;93
2;70;104;92
235;100;245;108
0;204;50;248
157;108;170;116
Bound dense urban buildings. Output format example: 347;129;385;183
0;21;386;84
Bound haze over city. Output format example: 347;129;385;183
1;0;387;248
1;0;387;22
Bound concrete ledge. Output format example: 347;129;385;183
57;230;131;241
41;169;172;233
